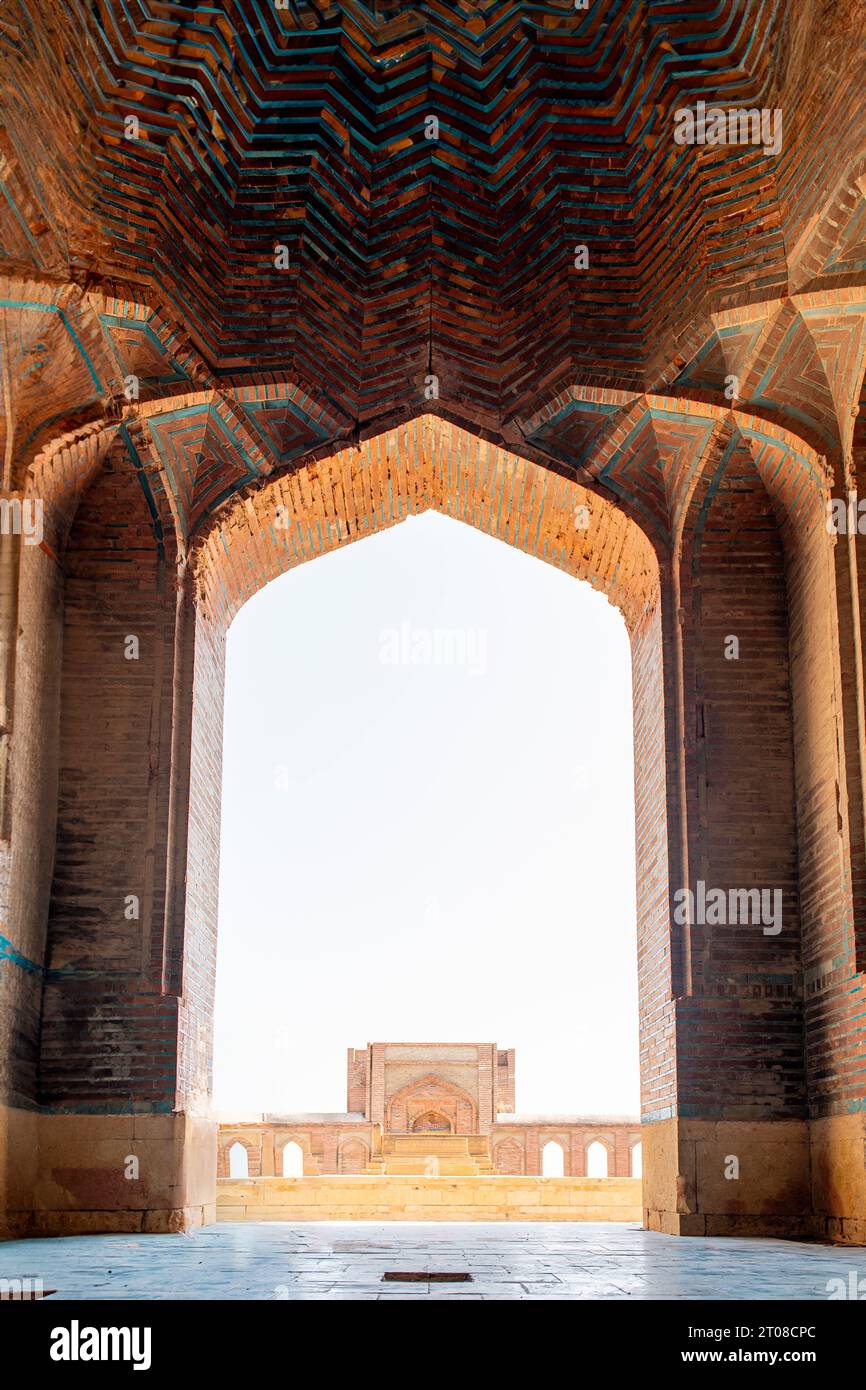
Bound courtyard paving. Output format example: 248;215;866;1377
2;1221;865;1299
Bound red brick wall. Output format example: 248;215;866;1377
835;524;866;973
495;1048;515;1113
177;602;225;1113
492;1138;524;1174
676;442;804;1118
217;1122;641;1177
785;494;866;1119
40;464;181;1110
338;1138;369;1174
346;1047;369;1113
0;543;63;1106
488;1124;643;1176
631;600;675;1121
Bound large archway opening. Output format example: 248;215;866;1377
8;392;860;1244
211;507;641;1135
193;417;667;1204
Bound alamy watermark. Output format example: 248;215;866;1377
825;1269;866;1299
50;1322;151;1370
0;497;43;546
673;880;782;935
827;494;866;534
379;622;488;675
673;100;782;157
1;1276;46;1300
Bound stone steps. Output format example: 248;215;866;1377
366;1132;496;1176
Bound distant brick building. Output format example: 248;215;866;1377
217;1042;641;1178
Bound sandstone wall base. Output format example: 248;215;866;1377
5;1111;864;1241
641;1115;866;1241
217;1174;643;1222
0;1106;216;1237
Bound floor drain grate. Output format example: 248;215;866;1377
383;1272;472;1283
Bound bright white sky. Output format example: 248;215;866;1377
213;510;639;1118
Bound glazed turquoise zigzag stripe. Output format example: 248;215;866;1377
0;933;41;976
0;934;151;983
0;300;104;393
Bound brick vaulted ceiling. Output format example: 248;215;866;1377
1;0;866;550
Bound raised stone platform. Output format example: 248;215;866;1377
365;1133;496;1176
217;1175;642;1222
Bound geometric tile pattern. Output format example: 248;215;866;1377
1;3;866;549
1;1;865;424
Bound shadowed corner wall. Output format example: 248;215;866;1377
0;456;217;1236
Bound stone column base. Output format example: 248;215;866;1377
642;1115;818;1240
810;1112;866;1245
1;1105;216;1237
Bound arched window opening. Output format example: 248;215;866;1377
586;1140;608;1177
630;1140;643;1178
411;1110;452;1133
282;1140;304;1177
212;503;645;1153
228;1141;249;1179
542;1140;565;1177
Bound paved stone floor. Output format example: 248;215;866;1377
2;1222;866;1299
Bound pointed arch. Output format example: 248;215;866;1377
282;1140;303;1177
586;1141;609;1178
228;1141;249;1179
542;1141;565;1177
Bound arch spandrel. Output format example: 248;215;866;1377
191;417;661;636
